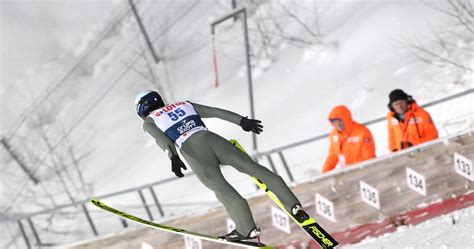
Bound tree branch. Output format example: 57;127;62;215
276;0;320;39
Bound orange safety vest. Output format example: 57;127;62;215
322;106;376;173
387;102;438;152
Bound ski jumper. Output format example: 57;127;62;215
143;101;300;235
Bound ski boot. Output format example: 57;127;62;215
291;204;310;223
217;227;261;242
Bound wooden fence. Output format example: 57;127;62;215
70;129;474;249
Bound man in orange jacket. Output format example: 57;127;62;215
322;105;376;173
386;89;438;152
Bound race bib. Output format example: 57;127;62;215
149;102;207;148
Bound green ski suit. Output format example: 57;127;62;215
143;102;300;235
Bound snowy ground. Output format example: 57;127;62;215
345;205;474;249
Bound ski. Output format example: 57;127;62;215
90;198;275;248
230;139;339;249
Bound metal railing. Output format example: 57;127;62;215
12;88;473;248
252;88;473;181
255;89;474;157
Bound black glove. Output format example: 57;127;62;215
170;155;187;178
240;116;263;134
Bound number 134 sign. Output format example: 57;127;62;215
406;167;427;196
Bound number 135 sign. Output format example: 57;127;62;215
359;181;380;210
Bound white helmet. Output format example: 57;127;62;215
134;90;165;119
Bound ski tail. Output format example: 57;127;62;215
229;139;339;248
90;198;275;248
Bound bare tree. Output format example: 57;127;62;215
397;0;473;82
248;0;323;50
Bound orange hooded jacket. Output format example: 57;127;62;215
387;101;438;152
322;106;376;173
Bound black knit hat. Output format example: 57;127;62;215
389;89;409;105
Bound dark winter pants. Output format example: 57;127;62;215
180;131;300;235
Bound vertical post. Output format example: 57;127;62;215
266;155;278;174
278;151;294;181
27;217;42;246
18;220;31;249
232;0;238;22
129;0;160;63
138;190;154;221
82;204;98;236
149;187;165;217
120;218;128;228
211;8;257;153
242;9;258;153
